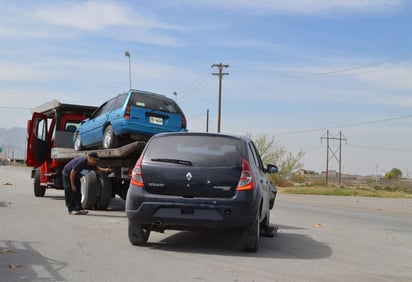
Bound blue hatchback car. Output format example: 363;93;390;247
74;89;187;150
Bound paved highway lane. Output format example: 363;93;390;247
1;166;411;281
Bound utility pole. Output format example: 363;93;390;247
321;130;347;185
206;109;209;132
211;63;229;133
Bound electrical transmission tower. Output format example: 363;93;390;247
321;130;347;185
211;63;229;133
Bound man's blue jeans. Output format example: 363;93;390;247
63;174;82;212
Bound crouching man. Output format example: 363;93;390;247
62;152;111;215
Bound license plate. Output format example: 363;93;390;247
150;116;163;125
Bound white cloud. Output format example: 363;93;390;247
356;66;412;90
32;1;179;31
182;0;404;15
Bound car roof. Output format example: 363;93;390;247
151;131;251;142
127;89;173;101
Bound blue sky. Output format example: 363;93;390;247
1;0;412;176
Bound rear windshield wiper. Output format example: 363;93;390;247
150;158;193;166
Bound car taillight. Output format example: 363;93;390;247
130;156;144;187
124;106;131;119
181;113;187;129
236;158;254;191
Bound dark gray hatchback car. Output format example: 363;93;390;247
126;132;278;252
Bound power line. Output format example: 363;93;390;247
310;53;412;77
177;67;215;101
275;114;412;136
0;106;30;110
277;53;412;78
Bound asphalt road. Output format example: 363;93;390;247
1;165;411;282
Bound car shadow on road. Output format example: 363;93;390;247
0;240;67;281
145;224;332;259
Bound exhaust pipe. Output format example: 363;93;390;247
155;220;163;226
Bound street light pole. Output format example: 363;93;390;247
125;51;131;89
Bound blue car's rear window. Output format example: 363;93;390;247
128;92;181;114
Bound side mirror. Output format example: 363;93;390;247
266;164;278;174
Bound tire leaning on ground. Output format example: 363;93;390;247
80;170;99;209
34;168;46;197
94;172;112;210
128;222;151;246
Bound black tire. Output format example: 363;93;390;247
103;125;118;149
117;180;129;200
269;190;276;209
260;210;275;238
74;133;84;151
242;214;260;252
128;222;150;246
80;171;99;209
260;210;270;231
34;168;46;197
94;172;112;210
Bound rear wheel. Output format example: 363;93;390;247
103;125;118;149
94;172;112;210
242;214;260;252
128;222;150;246
34;168;46;197
80;171;99;209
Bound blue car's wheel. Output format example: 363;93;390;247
74;133;84;151
103;125;118;149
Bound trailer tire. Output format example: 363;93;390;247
34;168;46;197
81;171;99;209
95;172;112;210
117;180;130;200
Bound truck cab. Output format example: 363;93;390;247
26;100;97;196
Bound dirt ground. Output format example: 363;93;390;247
277;192;412;216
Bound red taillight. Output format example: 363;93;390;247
130;156;144;187
181;114;187;129
124;106;131;119
236;159;255;191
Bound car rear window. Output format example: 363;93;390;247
144;135;242;167
128;92;181;114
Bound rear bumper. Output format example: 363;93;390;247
115;120;186;137
126;185;260;231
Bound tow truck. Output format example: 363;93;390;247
26;100;146;210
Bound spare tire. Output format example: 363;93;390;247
81;171;99;209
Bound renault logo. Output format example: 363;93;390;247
186;172;192;181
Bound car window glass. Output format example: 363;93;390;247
90;103;106;118
113;93;128;109
249;142;265;171
129;92;181;114
101;98;116;114
144;135;242;167
35;118;47;141
92;98;116;118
